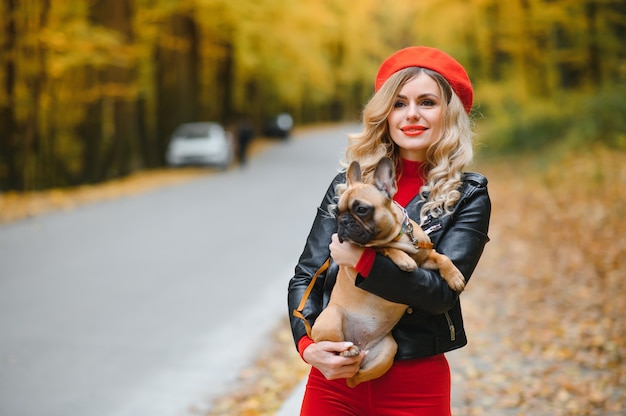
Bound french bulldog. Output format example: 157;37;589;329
311;157;464;387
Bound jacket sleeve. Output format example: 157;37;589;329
356;180;491;314
287;173;343;347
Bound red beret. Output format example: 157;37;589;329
375;46;473;114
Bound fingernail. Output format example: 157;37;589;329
343;342;354;347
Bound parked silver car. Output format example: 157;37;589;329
166;122;234;169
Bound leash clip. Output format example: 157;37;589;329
395;202;419;247
395;201;434;250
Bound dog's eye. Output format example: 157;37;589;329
354;205;371;216
351;200;372;217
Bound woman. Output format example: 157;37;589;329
287;46;491;415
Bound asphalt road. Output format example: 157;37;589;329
0;123;359;416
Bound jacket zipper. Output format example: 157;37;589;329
444;312;455;341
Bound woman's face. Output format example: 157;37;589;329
387;72;444;162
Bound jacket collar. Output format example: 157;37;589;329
404;171;488;239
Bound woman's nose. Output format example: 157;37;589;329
406;103;420;119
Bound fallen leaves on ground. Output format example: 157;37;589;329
200;323;309;416
450;145;625;415
0;168;210;223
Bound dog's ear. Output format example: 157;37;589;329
374;157;397;199
346;161;362;186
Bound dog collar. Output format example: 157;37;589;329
394;201;434;250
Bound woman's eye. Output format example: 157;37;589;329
393;100;406;108
421;99;435;106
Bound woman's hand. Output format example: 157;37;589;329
329;233;364;267
302;341;367;380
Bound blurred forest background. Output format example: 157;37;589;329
1;0;625;191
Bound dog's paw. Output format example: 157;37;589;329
389;255;417;271
381;249;417;272
397;260;417;272
340;345;361;357
446;273;466;292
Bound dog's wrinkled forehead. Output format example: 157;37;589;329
339;182;389;212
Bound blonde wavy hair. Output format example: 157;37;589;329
341;67;475;223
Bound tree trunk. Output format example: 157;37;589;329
0;0;20;190
87;0;139;180
155;13;201;163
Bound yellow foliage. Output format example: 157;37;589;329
2;0;624;190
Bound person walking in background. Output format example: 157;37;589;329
287;46;491;415
236;116;254;167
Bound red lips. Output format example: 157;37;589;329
400;125;427;137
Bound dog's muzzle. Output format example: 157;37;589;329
337;213;375;245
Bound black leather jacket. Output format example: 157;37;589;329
288;170;491;360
